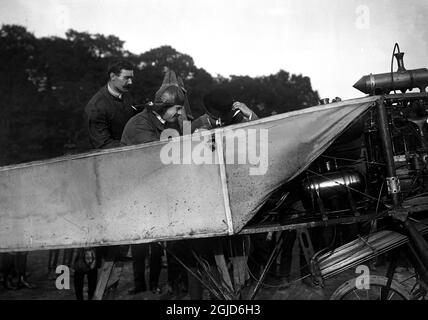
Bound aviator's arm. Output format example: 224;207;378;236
233;102;259;121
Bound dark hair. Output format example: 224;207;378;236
107;60;134;78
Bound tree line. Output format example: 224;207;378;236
0;24;319;166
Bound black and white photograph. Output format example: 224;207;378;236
0;0;428;308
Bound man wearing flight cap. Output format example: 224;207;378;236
121;70;192;145
121;69;191;295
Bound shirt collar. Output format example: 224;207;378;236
107;83;123;100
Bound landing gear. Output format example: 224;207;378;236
330;275;410;300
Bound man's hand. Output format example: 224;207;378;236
232;102;253;118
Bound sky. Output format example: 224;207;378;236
1;0;427;100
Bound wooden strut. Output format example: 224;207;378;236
93;260;124;300
240;212;381;235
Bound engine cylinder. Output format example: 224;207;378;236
300;170;365;211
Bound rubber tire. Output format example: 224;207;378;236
330;275;411;300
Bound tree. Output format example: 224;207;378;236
65;29;125;58
130;45;214;117
0;24;40;164
215;70;319;118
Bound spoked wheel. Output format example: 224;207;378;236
330;275;411;300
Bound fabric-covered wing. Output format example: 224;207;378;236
0;96;379;252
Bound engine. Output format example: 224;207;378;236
298;45;428;216
300;169;365;212
382;99;428;197
295;110;368;215
250;44;428;224
298;97;428;217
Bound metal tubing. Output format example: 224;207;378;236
403;220;428;275
376;98;400;206
249;233;285;300
159;243;223;299
380;250;398;300
240;212;382;235
405;242;428;291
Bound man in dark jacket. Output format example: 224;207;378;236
82;60;139;299
85;60;139;149
190;86;258;135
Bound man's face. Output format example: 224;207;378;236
110;69;134;93
162;105;183;123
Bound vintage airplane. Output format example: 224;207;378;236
1;44;428;300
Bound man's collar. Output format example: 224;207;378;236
107;83;123;100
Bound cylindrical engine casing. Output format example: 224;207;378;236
300;169;365;210
353;68;428;94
